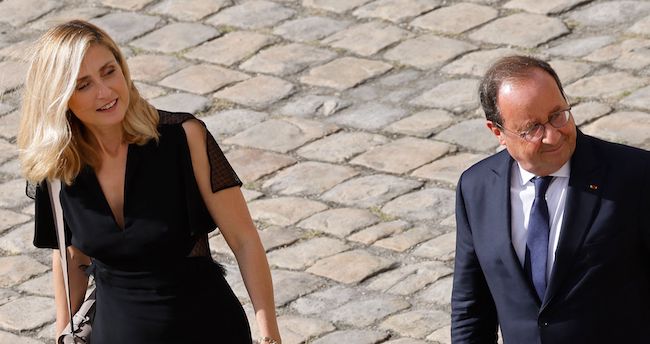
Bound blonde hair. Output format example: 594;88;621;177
18;20;159;184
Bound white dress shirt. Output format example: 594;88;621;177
510;161;570;281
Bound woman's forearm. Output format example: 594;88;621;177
52;249;90;336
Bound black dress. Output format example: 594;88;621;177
32;111;252;343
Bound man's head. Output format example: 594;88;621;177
480;55;577;176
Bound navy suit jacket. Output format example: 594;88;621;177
451;131;650;344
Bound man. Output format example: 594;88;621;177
451;55;650;343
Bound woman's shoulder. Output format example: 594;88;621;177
157;109;198;127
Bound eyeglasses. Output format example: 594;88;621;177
495;107;572;142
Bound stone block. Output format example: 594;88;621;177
0;256;48;288
0;289;19;307
621;86;650;111
131;23;219;53
248;197;328;226
412;153;488;186
347;220;410;245
373;226;435;252
214;76;294;109
411;3;497;34
354;0;440;23
442;48;521;77
291;285;358;315
469;13;568;48
435;118;500;153
327;295;410;327
0;209;29;235
307;249;395;284
271;270;325;306
101;0;153;10
312;330;389;344
90;12;160;44
149;0;231;21
327;103;407;130
411;79;480;113
159;64;249;95
571;102;611;126
549;59;592;84
412;232;456;261
203;109;268;138
17;272;53;297
382;188;455;222
504;0;588;14
384;109;454;137
351;137;452;174
322;21;410;56
0;330;45;344
279;95;351;118
628;15;650;36
568;1;650;28
206;0;295;29
297;132;388;163
225;148;296;183
185;31;276;66
263;162;358;196
241;43;336;76
0;0;60;26
258;226;302;252
274;16;351;42
0;139;17;165
384;34;476;70
321;174;422;208
301;57;392;90
297;208;378;237
582;111;650;150
127;55;187;83
368;261;452;296
303;0;373;14
29;7;109;31
0;110;18;140
546;36;616;58
149;93;209;114
267;237;349;269
416;275;453;307
0;179;31;208
380;309;450;339
0;296;55;331
278;315;335;344
565;72;647;99
0;222;37;254
0;60;27;94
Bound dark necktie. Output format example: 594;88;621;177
525;176;553;301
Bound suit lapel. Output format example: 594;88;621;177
542;132;604;310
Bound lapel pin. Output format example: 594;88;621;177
588;184;599;190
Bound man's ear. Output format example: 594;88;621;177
486;121;507;146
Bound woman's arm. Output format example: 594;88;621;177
52;246;91;337
182;120;281;343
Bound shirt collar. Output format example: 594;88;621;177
515;160;571;186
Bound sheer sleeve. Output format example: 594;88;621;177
31;181;72;249
158;110;242;193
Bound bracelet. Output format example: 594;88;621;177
259;336;279;344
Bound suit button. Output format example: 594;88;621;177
540;321;549;327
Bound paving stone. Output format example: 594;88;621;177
272;269;326;306
368;261;452;295
321;174;422;208
469;13;568;48
411;79;480;113
582;111;650;150
226;118;338;153
312;329;389;344
568;1;650;28
328;295;410;327
0;222;37;254
571;102;612;126
258;226;302;252
307;249;395;284
214;75;294;109
612;44;650;71
374;226;436;252
0;179;31;209
384;339;428;344
273;16;351;42
0;139;16;165
278;315;336;344
322;21;410;56
0;0;60;26
412;152;487;186
0;103;12;116
149;92;209;114
297;132;388;163
248;197;328;226
0;60;27;94
565;72;647;99
0;159;21;179
0;296;55;331
263;162;359;196
225;148;296;183
351;137;452;174
159;64;249;95
89;12;160;44
0;330;44;344
268;237;349;270
102;0;154;10
412;231;457;261
185;31;276;66
504;0;588;14
0;255;48;288
441;48;520;77
0;289;19;307
547;35;616;59
621;86;650;111
301;57;392;90
347;220;410;245
149;0;231;21
303;0;374;14
384;110;454;138
291;285;358;315
279;95;351;118
206;0;295;29
208;233;235;260
241;43;336;76
354;0;439;23
550;59;592;84
416;275;453;307
127;54;186;83
298;208;379;237
242;188;263;202
583;39;650;63
131;23;219;53
384;34;476;70
0;111;18;140
435;118;499;153
204;109;269;138
411;3;497;34
36;323;56;342
382;188;455;222
628;15;650;36
17;272;53;297
427;324;452;344
327;103;407;131
29;6;109;30
380;309;450;339
134;82;165;100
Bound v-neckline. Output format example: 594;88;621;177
91;144;132;231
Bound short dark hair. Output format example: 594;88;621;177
479;55;566;125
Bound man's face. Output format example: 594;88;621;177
487;69;577;176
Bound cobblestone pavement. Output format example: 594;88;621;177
1;0;649;343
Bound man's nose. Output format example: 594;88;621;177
541;123;562;144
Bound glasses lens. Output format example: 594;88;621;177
550;110;570;128
525;124;545;142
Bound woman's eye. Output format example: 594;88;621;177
76;82;90;91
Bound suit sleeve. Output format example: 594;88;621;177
451;173;498;343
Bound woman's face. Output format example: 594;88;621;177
68;44;129;133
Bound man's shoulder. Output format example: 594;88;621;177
459;149;511;186
581;133;650;164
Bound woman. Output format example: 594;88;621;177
18;20;281;344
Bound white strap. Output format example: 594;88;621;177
47;179;76;335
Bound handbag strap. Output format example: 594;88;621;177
47;179;76;335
